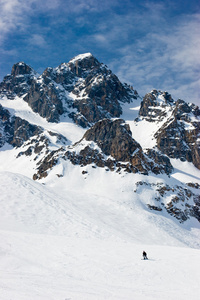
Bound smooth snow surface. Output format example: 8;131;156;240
1;230;200;300
0;96;200;299
0;170;200;300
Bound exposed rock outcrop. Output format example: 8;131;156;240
139;90;174;122
146;149;173;175
139;90;200;170
70;56;138;126
68;118;173;175
83;118;140;161
0;104;42;148
33;149;60;180
135;181;200;223
23;79;64;123
155;99;200;169
0;62;37;99
32;118;173;180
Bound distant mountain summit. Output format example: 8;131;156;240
1;54;138;124
0;62;37;99
0;53;199;224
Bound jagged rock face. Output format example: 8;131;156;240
69;55;137;126
139;90;200;169
155;99;200;169
23;79;64;123
10;117;42;147
0;104;42;148
32;118;173;179
11;62;33;77
83;118;140;161
135;181;200;223
42;67;75;91
146;149;173;175
72;72;135;126
81;118;173;174
33;149;60;180
25;54;138;126
139;90;174;121
67;53;101;78
41;54;101;90
156;118;193;161
0;105;12;147
0;62;36;99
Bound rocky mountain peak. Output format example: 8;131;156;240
50;53;101;83
1;54;139;125
23;54;138;126
11;62;34;77
135;88;200;170
0;62;37;99
139;90;175;122
68;53;101;77
69;52;93;62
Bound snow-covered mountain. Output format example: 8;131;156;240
0;53;199;223
0;53;200;299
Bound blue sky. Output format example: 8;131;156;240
0;0;199;105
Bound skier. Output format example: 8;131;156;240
143;251;148;260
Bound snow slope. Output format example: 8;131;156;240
0;171;200;300
1;230;200;300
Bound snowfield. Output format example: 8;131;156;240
1;230;200;300
0;170;200;300
0;96;200;299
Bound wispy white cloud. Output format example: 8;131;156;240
0;0;34;44
55;0;120;13
0;0;120;46
93;34;108;44
102;10;200;104
28;34;48;48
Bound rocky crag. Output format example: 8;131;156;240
139;89;200;169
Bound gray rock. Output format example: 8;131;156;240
24;79;64;123
0;104;42;148
138;90;200;170
83;118;140;161
0;62;36;99
155;99;200;169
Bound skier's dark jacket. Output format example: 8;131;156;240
143;251;147;258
